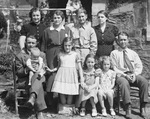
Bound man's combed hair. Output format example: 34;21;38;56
117;31;129;38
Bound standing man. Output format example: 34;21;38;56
110;32;149;119
71;8;97;63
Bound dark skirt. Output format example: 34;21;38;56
46;46;61;92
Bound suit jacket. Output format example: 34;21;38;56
15;48;47;87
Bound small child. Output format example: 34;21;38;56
26;47;52;85
66;0;82;22
79;54;99;117
97;56;116;116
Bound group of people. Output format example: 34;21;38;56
15;6;149;119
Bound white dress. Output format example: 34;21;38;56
99;69;116;93
51;51;80;95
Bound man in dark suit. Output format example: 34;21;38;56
16;35;47;119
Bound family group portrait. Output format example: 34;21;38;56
0;0;150;119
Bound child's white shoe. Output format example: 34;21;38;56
80;108;85;117
92;108;97;117
110;108;116;116
102;108;107;117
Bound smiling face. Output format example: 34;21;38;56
102;59;110;72
53;14;63;26
32;10;41;24
97;13;107;25
86;57;95;70
26;37;37;51
118;34;129;49
78;12;87;25
64;41;73;53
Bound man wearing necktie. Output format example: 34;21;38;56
110;32;148;119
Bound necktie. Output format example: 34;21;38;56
123;50;134;72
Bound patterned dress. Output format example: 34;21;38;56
80;69;98;103
99;69;116;93
51;51;80;95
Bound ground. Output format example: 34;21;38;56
0;107;150;119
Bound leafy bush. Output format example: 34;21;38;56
0;52;14;80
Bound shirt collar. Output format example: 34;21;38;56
50;23;65;31
118;47;129;53
77;21;91;29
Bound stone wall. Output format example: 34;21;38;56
110;1;150;80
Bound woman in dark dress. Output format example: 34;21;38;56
41;10;72;106
19;7;46;50
94;10;119;58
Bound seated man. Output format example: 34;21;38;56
15;35;47;119
110;32;149;119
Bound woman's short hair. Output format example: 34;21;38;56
29;7;44;21
97;10;109;18
53;10;65;20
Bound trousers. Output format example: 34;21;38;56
116;75;148;105
30;73;47;111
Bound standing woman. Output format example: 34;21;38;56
41;10;72;106
94;10;119;58
19;7;46;50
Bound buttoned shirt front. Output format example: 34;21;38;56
20;22;46;44
71;22;97;53
41;24;71;52
94;23;119;57
110;48;143;75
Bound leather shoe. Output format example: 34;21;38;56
125;104;132;119
37;112;45;119
140;103;147;118
26;93;36;109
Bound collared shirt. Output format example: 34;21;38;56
49;24;65;32
71;21;97;53
41;24;71;52
110;47;143;75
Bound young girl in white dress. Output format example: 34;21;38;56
51;37;84;105
79;54;99;117
97;56;116;116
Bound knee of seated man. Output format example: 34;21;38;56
117;76;129;85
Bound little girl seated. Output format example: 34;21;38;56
79;54;99;117
26;47;53;85
97;56;116;116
